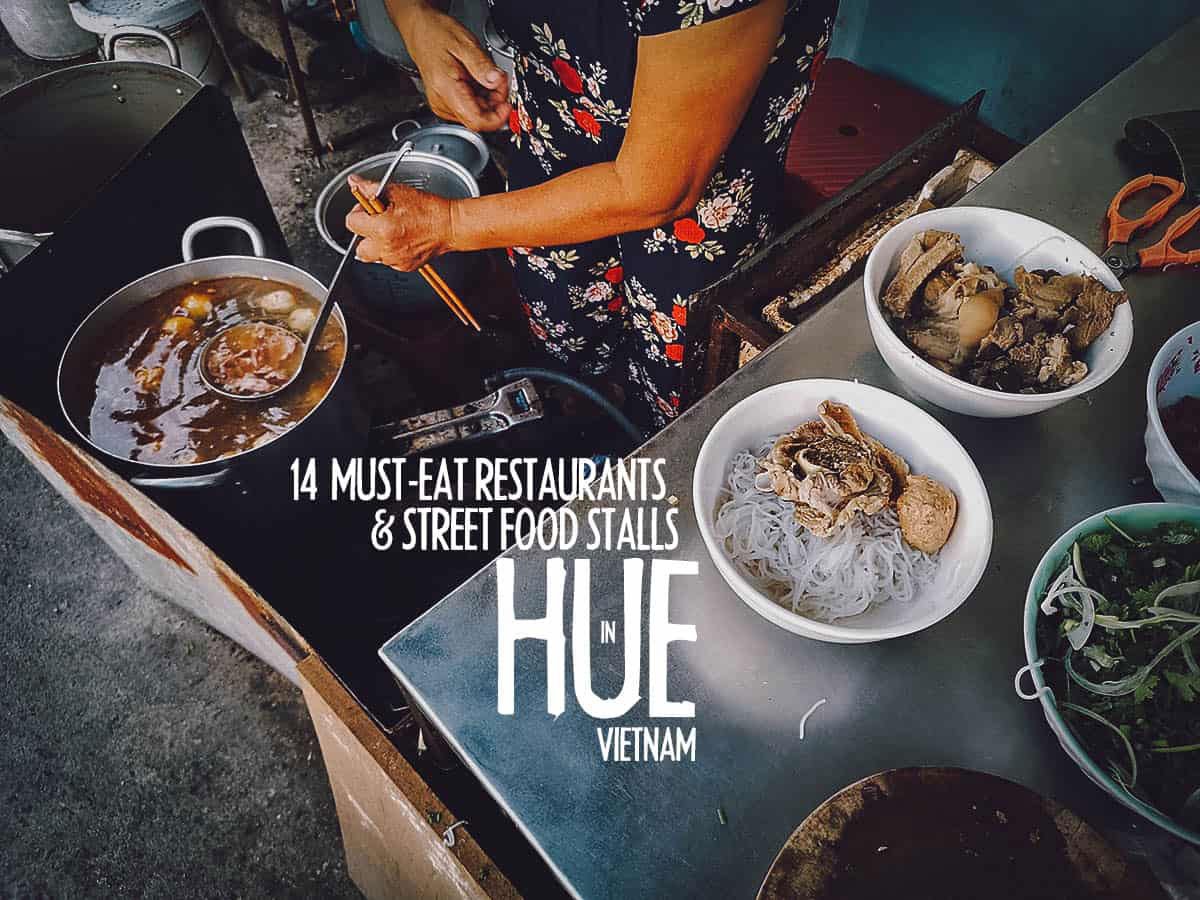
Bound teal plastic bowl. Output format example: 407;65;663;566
1019;502;1200;845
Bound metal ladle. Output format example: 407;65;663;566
199;141;415;401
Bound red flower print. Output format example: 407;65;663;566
520;302;531;315
508;108;521;134
673;218;705;244
607;297;624;313
529;320;548;341
809;49;828;82
506;247;516;259
670;395;680;408
665;343;684;362
672;303;687;327
552;58;584;95
572;107;601;137
604;265;624;284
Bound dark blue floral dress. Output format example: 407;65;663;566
491;0;837;430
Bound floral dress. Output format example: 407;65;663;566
491;0;837;431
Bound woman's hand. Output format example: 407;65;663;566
389;1;511;131
345;175;455;271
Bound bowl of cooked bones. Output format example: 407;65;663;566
864;207;1131;418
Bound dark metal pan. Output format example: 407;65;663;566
758;767;1167;900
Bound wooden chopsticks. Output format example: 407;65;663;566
349;185;481;332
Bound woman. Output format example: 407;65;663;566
348;0;837;430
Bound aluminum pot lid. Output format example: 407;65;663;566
315;150;480;255
394;120;490;177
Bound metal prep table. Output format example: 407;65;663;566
381;19;1200;898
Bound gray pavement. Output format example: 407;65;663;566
0;440;357;899
0;19;421;899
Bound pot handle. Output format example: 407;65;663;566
181;217;266;262
391;119;422;143
130;468;233;491
102;25;184;70
484;21;517;60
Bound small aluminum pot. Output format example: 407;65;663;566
390;119;489;178
58;217;366;492
315;150;481;318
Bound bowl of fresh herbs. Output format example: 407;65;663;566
1019;503;1200;845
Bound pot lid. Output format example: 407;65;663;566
392;120;490;177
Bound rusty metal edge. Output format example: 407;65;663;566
0;394;311;669
297;653;522;900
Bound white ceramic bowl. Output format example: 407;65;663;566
863;207;1132;418
693;379;993;643
1145;321;1200;505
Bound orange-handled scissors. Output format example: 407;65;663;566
1102;174;1200;278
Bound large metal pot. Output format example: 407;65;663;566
0;32;201;233
100;23;226;88
315;150;481;317
57;217;365;492
0;0;96;60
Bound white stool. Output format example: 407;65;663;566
68;0;226;86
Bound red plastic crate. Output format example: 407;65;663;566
785;58;956;217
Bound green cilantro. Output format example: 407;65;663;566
1133;674;1159;704
1081;532;1113;553
1164;670;1200;703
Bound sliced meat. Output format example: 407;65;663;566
897;475;958;553
1014;266;1086;319
1037;333;1087;387
922;270;956;307
818;400;867;442
866;437;910;499
978;316;1023;357
966;355;1014;390
881;230;963;318
1007;334;1047;382
906;321;961;363
1061;278;1127;351
760;402;898;537
204;322;302;396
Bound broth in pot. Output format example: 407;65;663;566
74;276;346;466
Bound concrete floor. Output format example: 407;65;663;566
0;20;425;899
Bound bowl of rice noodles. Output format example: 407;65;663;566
694;379;992;643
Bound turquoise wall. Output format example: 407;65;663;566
829;2;1199;143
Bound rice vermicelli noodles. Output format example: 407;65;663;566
714;437;940;622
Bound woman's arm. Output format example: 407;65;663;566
349;0;786;270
